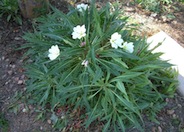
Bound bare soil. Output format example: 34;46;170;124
0;1;184;132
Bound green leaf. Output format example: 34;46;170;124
105;89;116;106
92;66;103;84
113;58;129;69
111;90;139;115
85;104;99;128
111;72;143;82
101;97;108;114
116;81;129;101
117;115;125;132
7;14;11;21
102;119;111;132
88;88;102;100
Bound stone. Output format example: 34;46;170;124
161;16;167;22
167;109;175;115
172;114;177;118
172;20;177;24
178;104;182;108
165;98;169;102
147;31;184;96
152;127;156;132
7;70;13;75
158;126;162;132
14;37;21;40
21;75;25;79
22;108;27;113
14;77;19;81
2;56;5;60
150;13;157;18
47;119;52;124
18;80;24;85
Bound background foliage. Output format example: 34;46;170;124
0;112;9;132
0;0;22;24
134;0;184;14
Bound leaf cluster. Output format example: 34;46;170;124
0;0;22;24
0;112;9;132
22;1;178;131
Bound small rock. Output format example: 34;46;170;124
40;126;43;130
2;56;5;60
5;81;9;85
14;37;21;40
159;117;164;120
167;109;175;115
125;7;135;12
152;127;156;132
7;70;13;75
161;16;167;22
149;16;154;20
14;77;19;81
150;13;157;18
22;108;27;113
178;104;182;108
172;20;177;24
18;80;23;85
165;98;169;102
19;59;23;63
172;114;177;118
21;75;25;79
47;119;52;124
158;126;162;132
11;65;16;68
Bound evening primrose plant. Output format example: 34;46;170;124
22;1;178;131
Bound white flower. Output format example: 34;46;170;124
110;32;123;49
122;42;134;53
77;3;88;12
72;25;86;39
48;45;60;60
81;60;88;67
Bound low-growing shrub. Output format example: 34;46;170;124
22;1;178;131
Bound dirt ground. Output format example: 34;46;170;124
0;1;184;132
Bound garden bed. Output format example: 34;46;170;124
0;0;184;131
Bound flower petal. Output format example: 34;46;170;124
122;42;134;53
48;45;60;60
110;32;123;49
81;60;89;67
72;25;86;39
77;3;88;12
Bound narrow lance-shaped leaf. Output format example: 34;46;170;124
110;72;143;82
116;81;129;101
